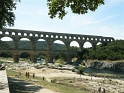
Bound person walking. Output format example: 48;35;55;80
27;72;30;78
33;73;35;79
26;72;28;78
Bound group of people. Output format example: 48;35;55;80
25;72;35;79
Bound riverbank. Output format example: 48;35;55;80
7;67;124;93
3;60;124;93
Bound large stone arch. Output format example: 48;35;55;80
70;40;80;51
83;41;93;48
36;39;47;50
52;40;66;51
0;36;14;49
37;53;46;62
18;38;32;49
19;52;30;62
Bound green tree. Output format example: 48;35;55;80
0;0;20;29
78;66;84;77
47;0;104;19
0;0;104;28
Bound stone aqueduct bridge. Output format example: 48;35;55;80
0;28;115;63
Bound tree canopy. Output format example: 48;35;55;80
47;0;104;19
0;0;20;29
0;0;104;29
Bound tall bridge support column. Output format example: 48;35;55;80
48;55;53;63
13;55;19;63
30;38;37;50
65;41;70;51
14;37;19;49
92;42;97;50
79;41;85;51
30;55;37;63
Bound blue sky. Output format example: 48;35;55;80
6;0;124;47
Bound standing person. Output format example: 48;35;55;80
19;72;21;76
19;72;21;78
26;72;28;78
43;76;45;81
27;72;30;78
33;73;35;79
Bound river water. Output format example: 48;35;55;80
83;68;124;76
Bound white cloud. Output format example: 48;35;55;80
105;0;124;8
99;25;124;40
67;15;117;27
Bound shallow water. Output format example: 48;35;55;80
83;68;124;76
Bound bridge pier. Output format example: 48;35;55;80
30;55;37;63
48;55;53;63
13;55;19;63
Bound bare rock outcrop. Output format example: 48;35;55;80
88;61;124;71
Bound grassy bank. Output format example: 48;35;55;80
7;70;89;93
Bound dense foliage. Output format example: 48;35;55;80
0;0;20;29
80;40;124;61
0;40;12;49
47;0;104;19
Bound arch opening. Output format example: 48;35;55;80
52;40;66;51
96;42;103;48
70;41;80;51
36;39;47;50
0;37;14;49
19;52;30;63
37;53;46;63
83;42;92;48
0;52;13;62
18;38;32;49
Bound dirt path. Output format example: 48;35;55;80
8;76;58;93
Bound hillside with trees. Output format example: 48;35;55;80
79;40;124;61
1;41;65;50
0;40;12;49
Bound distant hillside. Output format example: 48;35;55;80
0;40;12;49
1;41;65;50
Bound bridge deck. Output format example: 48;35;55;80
0;70;10;93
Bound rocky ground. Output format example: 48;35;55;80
22;68;124;93
1;60;123;93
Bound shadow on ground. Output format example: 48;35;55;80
8;77;42;93
0;82;8;90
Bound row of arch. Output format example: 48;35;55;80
0;36;104;51
1;29;114;42
0;50;72;63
